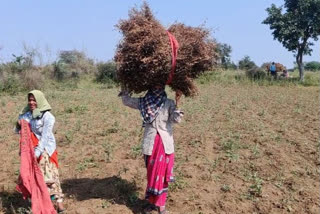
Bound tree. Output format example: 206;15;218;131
304;61;320;71
57;50;95;74
59;50;87;65
262;0;320;81
238;56;257;70
217;43;232;69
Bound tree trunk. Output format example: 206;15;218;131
296;37;309;82
296;51;304;82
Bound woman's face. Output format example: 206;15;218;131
28;94;37;111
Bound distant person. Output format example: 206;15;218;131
15;90;65;213
280;69;289;79
269;62;277;78
119;87;184;214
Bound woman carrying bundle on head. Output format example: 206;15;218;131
119;87;183;214
115;3;217;213
15;90;65;213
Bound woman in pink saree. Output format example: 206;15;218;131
119;88;183;214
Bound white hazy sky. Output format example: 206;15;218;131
0;0;319;68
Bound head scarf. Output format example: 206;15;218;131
20;90;51;119
139;89;167;124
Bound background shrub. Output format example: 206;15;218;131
0;71;21;94
304;61;320;71
246;67;267;80
52;50;95;81
238;56;257;71
53;61;72;81
21;69;44;90
302;72;320;86
95;61;117;84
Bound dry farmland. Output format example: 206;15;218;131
0;76;319;214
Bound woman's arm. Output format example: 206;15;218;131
169;90;184;123
169;100;184;123
35;113;55;158
15;112;32;133
14;121;21;134
119;91;139;109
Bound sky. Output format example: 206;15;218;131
0;0;319;69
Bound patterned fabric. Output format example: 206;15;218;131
139;89;167;124
16;120;57;214
39;151;64;203
121;96;183;155
145;133;174;207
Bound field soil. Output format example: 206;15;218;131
0;82;319;214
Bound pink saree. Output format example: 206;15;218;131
145;133;175;207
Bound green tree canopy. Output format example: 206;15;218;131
262;0;320;81
305;61;320;71
217;43;232;69
238;56;257;71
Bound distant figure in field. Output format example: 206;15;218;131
269;62;277;78
119;87;184;214
266;62;287;78
280;69;289;79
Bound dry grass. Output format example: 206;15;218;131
0;78;319;213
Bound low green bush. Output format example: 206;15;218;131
246;67;267;80
95;61;118;84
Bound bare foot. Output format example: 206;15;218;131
158;206;168;214
57;202;65;213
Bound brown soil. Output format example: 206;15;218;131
0;83;319;214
